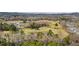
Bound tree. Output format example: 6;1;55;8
47;30;54;36
9;24;18;31
55;23;58;26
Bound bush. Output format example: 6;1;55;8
37;32;44;39
0;23;18;31
55;23;58;26
47;30;54;36
27;22;49;29
63;36;71;45
9;24;18;31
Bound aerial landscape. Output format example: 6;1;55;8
0;12;79;46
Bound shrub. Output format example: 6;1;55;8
47;30;54;36
63;36;71;45
37;32;44;39
9;24;18;31
55;23;58;26
0;23;18;31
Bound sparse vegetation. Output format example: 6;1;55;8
0;12;79;46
